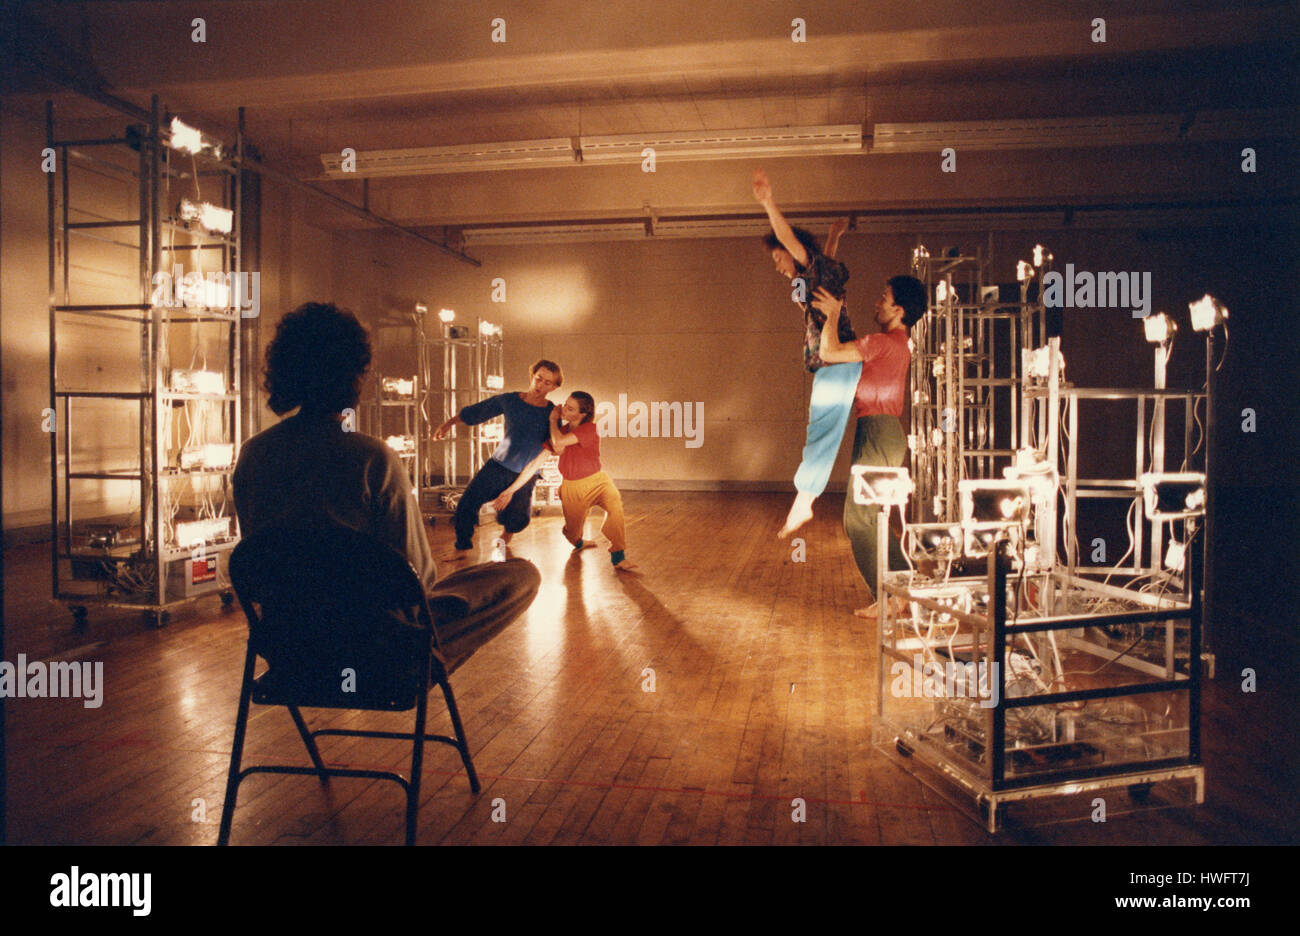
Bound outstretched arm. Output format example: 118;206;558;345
752;168;808;267
490;450;550;512
432;415;463;440
815;288;863;364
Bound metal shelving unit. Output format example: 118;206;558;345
47;98;244;627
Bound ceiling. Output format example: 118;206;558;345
4;0;1297;240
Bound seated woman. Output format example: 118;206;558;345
494;391;636;571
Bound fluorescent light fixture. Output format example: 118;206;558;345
1139;472;1206;520
871;115;1183;153
1189;294;1228;332
579;125;862;165
319;138;578;178
1143;312;1174;343
850;466;912;507
438;308;455;323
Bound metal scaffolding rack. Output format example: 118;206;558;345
425;316;505;513
47;98;244;627
866;242;1210;831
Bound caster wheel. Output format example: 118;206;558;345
1128;783;1153;803
144;610;170;629
70;605;89;628
220;590;235;606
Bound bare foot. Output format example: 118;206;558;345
777;492;815;539
613;560;639;573
853;597;905;619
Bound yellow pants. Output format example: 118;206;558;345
559;470;626;553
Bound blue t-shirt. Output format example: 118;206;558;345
458;392;554;474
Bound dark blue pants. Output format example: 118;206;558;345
453;459;540;549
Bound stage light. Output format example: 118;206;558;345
413;302;428;317
178;199;232;235
1006;453;1058;504
906;523;962;560
480;320;500;337
1033;244;1051;267
1143;312;1174;344
169;117;221;159
485;375;504;390
438;308;455;323
1016;260;1034;282
1139;472;1206;520
935;280;950;303
1189;294;1228;331
850;466;912;507
381;377;415;398
960;479;1032;556
1025;345;1065;380
913;245;929;262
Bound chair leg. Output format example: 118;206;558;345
287;705;329;781
437;678;480;794
407;689;429;846
218;645;257;846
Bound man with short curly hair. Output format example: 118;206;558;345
234;302;539;658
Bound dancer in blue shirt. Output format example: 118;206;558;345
433;360;561;553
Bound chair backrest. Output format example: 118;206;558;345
229;525;434;709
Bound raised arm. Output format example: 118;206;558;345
814;288;863;364
825;217;849;260
752;168;808;267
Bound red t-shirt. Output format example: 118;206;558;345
556;421;602;480
853;327;911;419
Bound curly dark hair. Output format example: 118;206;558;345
762;226;822;269
263;302;372;415
887;275;928;328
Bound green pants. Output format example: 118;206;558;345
843;414;908;595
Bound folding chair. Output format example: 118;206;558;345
218;525;480;846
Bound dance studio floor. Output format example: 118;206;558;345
3;492;1295;845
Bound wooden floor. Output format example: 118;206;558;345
3;492;1296;845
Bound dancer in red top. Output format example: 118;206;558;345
494;391;636;571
